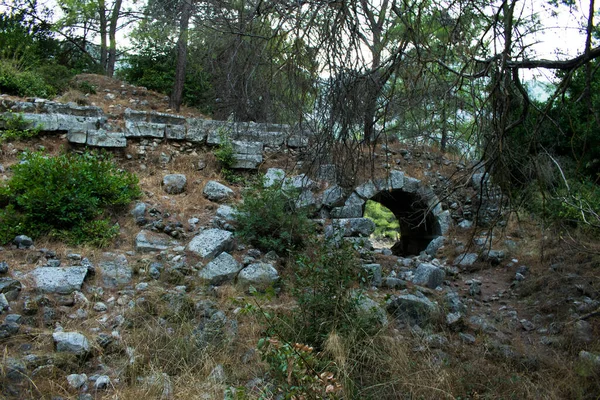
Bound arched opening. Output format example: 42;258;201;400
369;189;440;257
364;200;400;249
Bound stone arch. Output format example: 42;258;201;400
327;170;451;256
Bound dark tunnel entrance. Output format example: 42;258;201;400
370;189;440;257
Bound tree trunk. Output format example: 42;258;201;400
106;0;123;77
99;0;107;73
170;0;193;111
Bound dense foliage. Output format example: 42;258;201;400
234;178;314;254
364;200;400;240
0;151;141;246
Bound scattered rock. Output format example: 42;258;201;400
29;266;88;294
453;253;478;268
362;264;382;287
13;235;33;249
0;277;22;300
0;261;8;274
162;174;187;194
67;373;88;390
355;293;388;326
135;230;180;253
412;263;445;289
53;331;90;355
237;263;279;292
198;252;242;285
187;229;234;260
386;294;438;326
98;254;132;287
203;181;234;202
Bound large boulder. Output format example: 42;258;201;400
386;293;438;326
203;181;234;202
198;252;242;285
187;229;234;260
329;218;375;237
412;263;445;289
162;174;187;194
237;263;279;291
29;266;88;294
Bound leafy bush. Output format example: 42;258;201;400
0;112;41;143
0;59;54;98
235;178;314;254
289;237;368;347
0;151;141;245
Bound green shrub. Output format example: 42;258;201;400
288;237;367;347
235;178;314;254
0;111;41;143
0;59;54;98
0;151;141;245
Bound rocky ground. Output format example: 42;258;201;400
0;76;599;399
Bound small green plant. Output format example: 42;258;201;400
77;80;97;95
0;111;40;143
235;177;315;254
0;150;141;245
289;237;369;347
257;336;342;398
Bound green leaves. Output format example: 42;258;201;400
0;151;141;246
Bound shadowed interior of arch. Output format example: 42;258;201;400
369;189;439;256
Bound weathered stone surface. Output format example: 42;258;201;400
187;229;234;260
287;135;309;148
412;263;445;289
149;111;186;125
232;154;263;169
453;253;478;267
0;278;22;298
284;174;317;191
165;124;186;140
331;192;365;218
0;261;8;274
86;130;127;147
0;293;9;311
322;185;345;208
295;189;318;209
386;294;438;326
355;180;378;199
263;168;286;187
162;174;187;194
424;236;445;257
29;266;88;294
53;331;90;355
125;120;165;138
331;218;375;237
67;373;88;389
237;263;279;291
435;210;452;235
98;254;132;287
135;230;180;253
232;140;263;155
203;181;234;202
199;252;242;285
185;118;206;143
403;176;421;193
67;130;87;144
14;235;33;249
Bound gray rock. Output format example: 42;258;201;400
94;375;111;390
53;331;90;355
330;193;365;218
185;118;206;143
199;252;242;285
215;205;237;223
458;220;473;229
484;250;505;265
135;230;180;253
187;229;234;260
131;202;147;222
362;264;382;287
263;168;285;187
330;218;375;237
162;174;187;194
67;373;88;390
579;350;600;371
322;185;345;208
453;253;478;267
29;266;88;294
0;261;8;274
573;320;593;343
386;294;438;326
86;130;127;147
468;315;497;333
424;333;449;349
232;153;263;169
354;180;378;199
283;174;317;191
446;312;464;329
194;310;237;348
14;235;33;249
295;189;318;209
237;263;279;291
203;181;234;202
0;277;21;300
355;293;388;326
98;254;132;287
384;276;408;289
0;293;9;311
444;291;467;314
412;263;445;289
459;332;476;344
208;364;226;383
424;236;445;257
0;322;19;339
